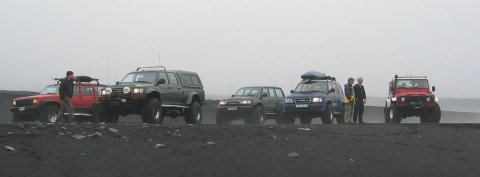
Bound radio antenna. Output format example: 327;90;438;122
107;48;110;85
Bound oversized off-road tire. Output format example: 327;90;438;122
215;111;231;125
91;105;102;123
386;104;401;123
335;105;346;124
13;113;32;123
39;105;60;123
278;112;295;125
321;104;334;124
300;117;312;125
432;103;441;123
141;98;163;124
245;106;265;125
97;104;119;123
185;102;202;124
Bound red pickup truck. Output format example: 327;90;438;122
10;76;106;123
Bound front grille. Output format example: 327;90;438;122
112;88;124;94
405;96;426;104
295;98;311;104
16;100;33;107
226;101;240;105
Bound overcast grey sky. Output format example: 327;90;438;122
1;0;479;98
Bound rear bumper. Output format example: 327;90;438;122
10;106;40;114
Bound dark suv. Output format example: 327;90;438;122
216;86;285;125
280;71;345;124
98;66;205;124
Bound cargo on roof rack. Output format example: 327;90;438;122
54;76;99;84
136;66;166;71
301;71;335;81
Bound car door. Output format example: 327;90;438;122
80;85;97;111
70;85;82;109
274;88;285;113
328;81;340;109
156;72;175;105
261;88;277;113
335;82;345;112
166;72;184;106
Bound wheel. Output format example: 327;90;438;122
215;111;231;125
97;104;119;123
13;113;32;123
387;104;401;123
91;105;102;123
185;102;202;124
39;105;60;123
141;98;163;124
432;103;441;123
321;104;334;124
278;112;295;125
300;117;312;125
245;106;265;125
335;105;346;124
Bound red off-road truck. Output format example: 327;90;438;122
384;75;441;123
10;76;106;123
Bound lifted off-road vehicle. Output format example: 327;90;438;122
384;75;441;123
216;86;285;125
10;76;106;123
280;71;345;125
98;66;205;124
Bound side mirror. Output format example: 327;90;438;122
231;95;235;98
432;86;436;92
115;81;120;85
330;88;336;93
157;79;166;85
290;90;294;94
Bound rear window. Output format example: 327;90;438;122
180;73;202;87
191;75;202;86
180;74;193;85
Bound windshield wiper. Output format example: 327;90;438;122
134;81;151;83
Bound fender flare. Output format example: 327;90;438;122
40;100;61;108
186;92;200;105
321;99;332;112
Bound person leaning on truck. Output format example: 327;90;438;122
57;71;75;123
344;77;355;124
353;77;366;124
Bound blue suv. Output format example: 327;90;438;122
279;71;345;124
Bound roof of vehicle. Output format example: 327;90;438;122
129;69;199;75
301;71;336;81
239;86;283;89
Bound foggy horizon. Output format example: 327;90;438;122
1;0;480;98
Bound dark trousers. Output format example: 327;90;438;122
353;100;364;123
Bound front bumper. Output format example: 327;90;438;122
10;106;40;114
100;94;146;106
217;106;254;119
283;103;324;113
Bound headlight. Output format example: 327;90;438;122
400;97;406;102
391;97;397;102
285;98;294;104
33;99;38;104
103;88;112;95
12;101;16;106
312;97;323;103
240;100;251;105
426;97;431;102
218;101;227;106
133;88;144;94
123;87;131;94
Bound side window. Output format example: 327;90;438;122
180;74;193;85
328;81;334;92
268;88;276;98
158;72;168;84
191;75;201;86
73;86;80;96
82;86;94;96
167;73;179;85
96;86;105;95
335;83;343;94
275;89;284;98
262;88;269;97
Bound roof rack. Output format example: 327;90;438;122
54;76;100;85
301;71;335;81
136;66;166;71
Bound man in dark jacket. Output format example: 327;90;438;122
353;77;366;124
344;78;355;124
58;71;75;123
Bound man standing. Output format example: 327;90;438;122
353;77;366;124
58;71;75;123
344;78;355;124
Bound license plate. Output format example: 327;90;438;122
18;107;25;111
296;104;308;108
121;99;126;103
228;107;238;111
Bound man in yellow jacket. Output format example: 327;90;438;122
344;78;355;124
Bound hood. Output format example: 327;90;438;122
107;83;154;88
13;94;59;101
223;96;259;101
287;92;327;99
395;88;433;96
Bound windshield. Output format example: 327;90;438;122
295;81;328;93
396;79;429;89
235;88;261;97
40;85;59;95
121;72;158;83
